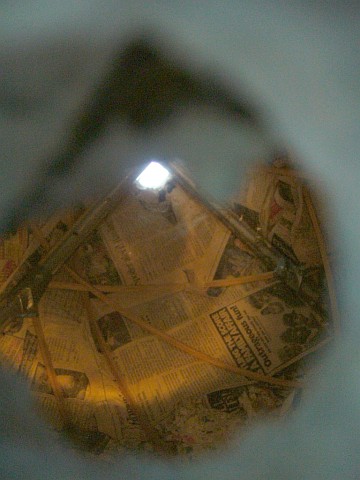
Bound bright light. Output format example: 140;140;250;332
135;161;171;190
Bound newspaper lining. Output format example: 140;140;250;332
0;164;333;457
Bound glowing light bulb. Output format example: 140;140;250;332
135;161;171;190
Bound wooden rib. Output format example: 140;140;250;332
48;271;275;294
64;265;301;389
303;187;340;334
83;297;172;454
31;313;73;429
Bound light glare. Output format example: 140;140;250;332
136;162;171;189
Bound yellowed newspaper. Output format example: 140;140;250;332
100;184;230;286
0;280;145;453
37;284;146;447
237;166;321;266
87;272;330;424
0;167;332;456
